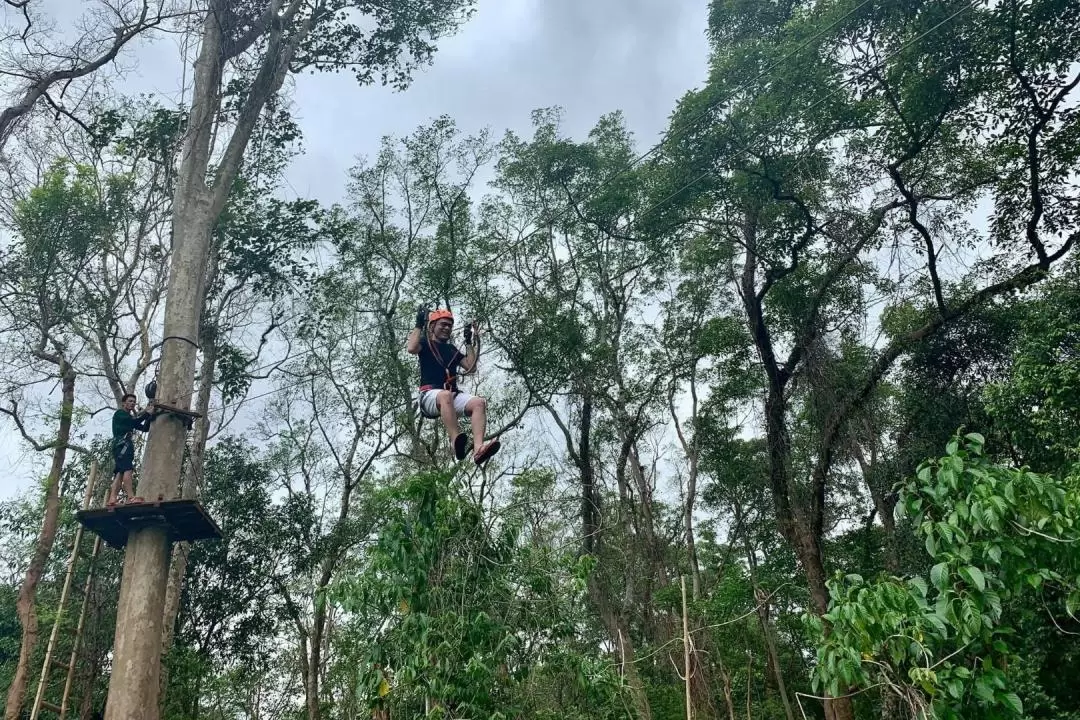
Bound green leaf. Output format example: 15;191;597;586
1001;692;1023;715
925;613;948;638
931;563;949;591
960;566;986;592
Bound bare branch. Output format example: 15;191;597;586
0;1;166;149
0;400;89;455
3;0;32;40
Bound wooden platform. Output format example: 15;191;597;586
76;499;222;549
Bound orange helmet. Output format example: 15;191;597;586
428;309;454;325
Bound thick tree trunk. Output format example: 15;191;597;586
103;11;226;719
790;503;854;720
757;363;854;720
159;316;218;702
103;3;304;717
161;260;219;637
762;379;854;720
4;364;76;720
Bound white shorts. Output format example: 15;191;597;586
417;389;474;419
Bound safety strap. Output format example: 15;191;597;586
426;328;462;392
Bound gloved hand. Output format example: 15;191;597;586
415;306;429;329
464;321;474;345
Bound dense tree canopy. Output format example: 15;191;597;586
0;1;1078;719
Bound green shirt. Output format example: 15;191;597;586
112;408;152;442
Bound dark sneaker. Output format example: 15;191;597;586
453;434;471;461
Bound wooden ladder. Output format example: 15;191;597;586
29;461;103;720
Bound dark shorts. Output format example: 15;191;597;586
113;438;135;474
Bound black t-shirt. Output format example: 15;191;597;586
418;335;463;390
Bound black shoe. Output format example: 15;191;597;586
453;434;471;461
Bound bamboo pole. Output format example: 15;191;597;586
682;575;692;720
30;461;98;720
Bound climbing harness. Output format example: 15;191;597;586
415;309;464;418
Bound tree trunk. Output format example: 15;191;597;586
102;7;222;709
589;580;651;720
4;363;76;720
159;314;218;701
306;601;325;720
684;460;700;600
854;446;900;573
790;524;854;720
579;392;600;554
719;661;735;720
103;3;304;717
78;564;108;720
681;577;692;720
745;541;795;720
760;382;854;720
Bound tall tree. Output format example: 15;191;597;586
0;161;111;720
160;104;330;674
105;2;478;717
476;108;675;720
663;1;1080;717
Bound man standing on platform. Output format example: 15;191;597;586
107;393;155;505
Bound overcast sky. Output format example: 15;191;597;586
0;0;710;498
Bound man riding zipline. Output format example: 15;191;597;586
407;307;500;465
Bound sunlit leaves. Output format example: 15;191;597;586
12;161;110;280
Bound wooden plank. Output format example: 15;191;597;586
150;401;202;420
75;499;222;549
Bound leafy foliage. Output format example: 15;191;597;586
332;469;624;720
815;434;1080;719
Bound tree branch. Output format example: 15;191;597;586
809;239;1076;529
0;0;161;149
0;401;89;455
